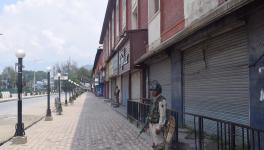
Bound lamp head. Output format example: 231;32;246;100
47;66;51;72
16;49;26;58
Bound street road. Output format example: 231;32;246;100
0;95;57;115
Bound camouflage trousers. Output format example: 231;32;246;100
149;123;165;150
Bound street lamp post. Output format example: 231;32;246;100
45;67;53;121
68;80;72;103
65;80;68;106
13;49;27;144
57;73;62;115
58;73;61;103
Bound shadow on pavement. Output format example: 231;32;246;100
70;95;93;150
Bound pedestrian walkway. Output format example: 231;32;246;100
0;93;152;150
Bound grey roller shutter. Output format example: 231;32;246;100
111;79;116;100
149;57;172;109
122;74;129;106
183;26;249;125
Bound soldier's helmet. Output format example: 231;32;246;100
149;80;162;93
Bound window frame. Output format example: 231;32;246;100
116;0;120;40
131;0;138;29
111;11;115;48
122;0;127;31
148;0;160;21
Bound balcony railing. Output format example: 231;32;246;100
127;100;264;150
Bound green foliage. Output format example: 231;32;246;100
1;66;16;88
0;66;47;92
77;67;92;82
23;70;46;82
0;59;92;93
52;60;92;84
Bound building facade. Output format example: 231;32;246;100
99;0;148;106
92;48;105;97
98;0;264;129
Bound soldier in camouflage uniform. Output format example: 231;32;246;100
149;80;167;150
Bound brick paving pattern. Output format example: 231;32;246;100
0;93;152;150
0;95;57;144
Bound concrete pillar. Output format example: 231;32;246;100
247;5;264;128
171;48;184;126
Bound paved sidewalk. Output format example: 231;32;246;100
0;95;57;144
0;93;152;150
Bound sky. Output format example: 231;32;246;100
0;0;108;72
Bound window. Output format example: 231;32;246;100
108;23;111;54
154;0;159;13
132;0;137;8
149;0;160;19
104;36;108;58
111;12;115;48
131;0;138;29
122;0;126;30
120;48;129;70
116;0;119;39
105;31;109;57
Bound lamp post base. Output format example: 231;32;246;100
12;136;27;144
44;116;53;121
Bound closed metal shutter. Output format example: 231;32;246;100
131;71;141;101
109;81;112;99
183;26;249;125
149;57;172;108
122;74;129;106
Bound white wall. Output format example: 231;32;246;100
184;0;218;26
148;12;161;51
131;71;141;100
109;80;112;99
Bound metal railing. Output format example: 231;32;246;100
127;100;264;150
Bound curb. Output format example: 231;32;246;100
0;94;57;104
102;98;128;118
112;107;127;118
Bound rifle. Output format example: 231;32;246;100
137;101;155;138
137;116;150;138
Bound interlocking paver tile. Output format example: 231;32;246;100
0;93;152;150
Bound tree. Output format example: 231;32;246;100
52;59;92;91
22;70;47;92
1;66;16;89
77;67;91;83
